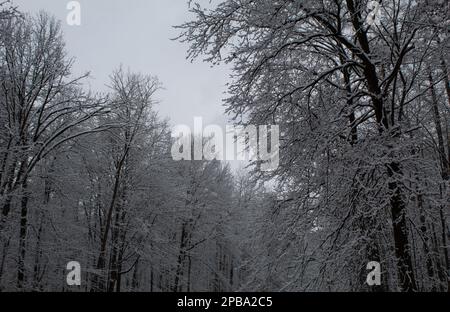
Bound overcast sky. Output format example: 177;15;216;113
14;0;231;128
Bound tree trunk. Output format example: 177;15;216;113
387;162;417;291
429;66;450;290
173;222;187;292
93;148;128;291
17;174;29;289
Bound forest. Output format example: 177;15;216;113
0;0;449;292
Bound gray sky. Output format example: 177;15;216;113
14;0;231;128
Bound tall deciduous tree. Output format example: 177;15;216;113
177;0;449;291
